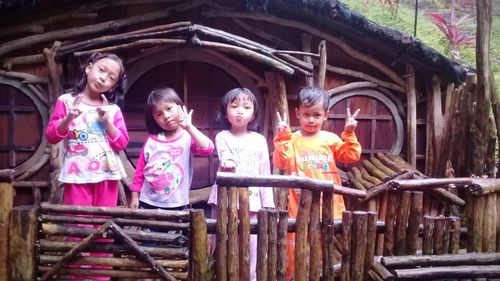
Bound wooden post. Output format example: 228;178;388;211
190;210;211;281
238;187;250;281
433;216;447;255
315;40;327;89
351;211;368;281
8;206;39;281
257;210;269;281
277;210;288;281
483;193;497;252
364;212;377;281
406;191;423;255
0;182;14;281
295;190;312;281
394;191;411;255
405;64;417;167
468;194;485;252
340;211;353;281
301;33;314;86
422;216;435;255
228;187;239;281
264;72;289;210
216;186;228;281
449;216;461;254
309;191;321;281
497;193;500;252
383;190;399;256
322;190;335;280
268;210;278;281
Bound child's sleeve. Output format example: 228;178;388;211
107;109;129;152
129;144;147;192
259;135;275;208
191;137;215;156
331;131;362;163
272;128;294;170
45;98;69;144
215;132;234;164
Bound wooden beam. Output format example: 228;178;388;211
301;33;314;86
405;64;417;167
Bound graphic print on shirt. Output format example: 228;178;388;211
143;146;185;195
295;151;333;172
64;109;118;176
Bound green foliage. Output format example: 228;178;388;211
342;0;500;88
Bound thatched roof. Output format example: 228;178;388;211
0;0;471;84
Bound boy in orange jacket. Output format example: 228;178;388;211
273;86;361;280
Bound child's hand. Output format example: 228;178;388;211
221;159;236;172
177;105;194;130
344;108;360;132
66;94;82;121
276;112;289;134
97;94;113;124
130;192;139;209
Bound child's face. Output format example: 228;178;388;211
85;58;121;95
226;94;255;131
295;101;328;136
152;101;181;132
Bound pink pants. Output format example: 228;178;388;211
64;181;118;280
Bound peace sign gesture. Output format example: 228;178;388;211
276;111;289;134
67;94;82;121
96;94;112;124
344;108;360;132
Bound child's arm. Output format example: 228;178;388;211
106;109;129;152
333;108;362;163
129;145;147;208
215;132;236;171
177;105;213;150
97;94;129;151
272;112;293;171
258;135;275;208
45;95;82;144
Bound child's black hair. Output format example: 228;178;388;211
296;86;329;111
70;52;127;106
145;88;184;135
218;88;259;131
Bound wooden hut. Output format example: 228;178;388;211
0;0;472;205
1;2;488;280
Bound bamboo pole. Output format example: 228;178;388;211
422;216;435;255
257;210;269;281
277;210;288;281
394;191;411;255
351;211;368;281
216;185;228;281
8;206;38;281
340;211;353;281
406;191;423;255
268;210;278;281
0;183;13;281
190;210;211;281
295;190;312;281
238;187;250;281
228;187;239;281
